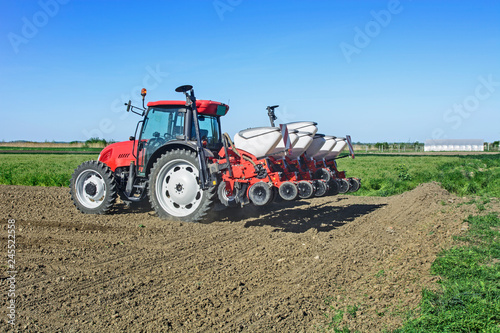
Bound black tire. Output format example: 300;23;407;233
70;160;117;214
279;181;299;201
217;181;237;207
297;180;315;199
338;178;350;194
314;180;328;197
328;179;340;195
248;182;273;206
272;186;283;203
313;168;332;182
148;149;215;222
348;178;361;192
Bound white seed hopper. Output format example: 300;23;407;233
325;137;347;159
284;121;318;136
288;131;314;159
233;127;282;157
312;135;337;159
270;129;299;157
305;134;326;158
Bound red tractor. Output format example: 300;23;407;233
70;85;359;222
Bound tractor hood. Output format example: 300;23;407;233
147;100;229;116
98;140;135;172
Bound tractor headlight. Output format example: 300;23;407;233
98;148;113;162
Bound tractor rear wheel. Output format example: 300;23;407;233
70;160;117;214
148;149;215;222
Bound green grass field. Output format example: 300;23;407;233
337;153;500;198
0;146;102;152
0;154;98;187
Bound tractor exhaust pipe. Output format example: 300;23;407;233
176;85;211;190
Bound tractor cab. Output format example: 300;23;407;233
83;86;229;210
136;99;228;176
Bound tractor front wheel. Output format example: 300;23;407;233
148;149;215;222
70;160;117;214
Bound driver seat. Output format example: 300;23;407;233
200;129;209;140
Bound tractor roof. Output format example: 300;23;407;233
147;100;229;116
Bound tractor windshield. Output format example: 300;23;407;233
141;107;185;143
138;106;186;175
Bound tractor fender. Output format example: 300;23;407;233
145;141;214;176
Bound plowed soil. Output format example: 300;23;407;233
1;183;496;332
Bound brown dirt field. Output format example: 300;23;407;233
1;183;497;332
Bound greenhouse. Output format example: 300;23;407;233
424;139;484;152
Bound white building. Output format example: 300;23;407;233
424;139;484;152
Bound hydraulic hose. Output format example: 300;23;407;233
223;132;257;167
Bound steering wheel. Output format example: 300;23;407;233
163;132;174;141
146;132;166;151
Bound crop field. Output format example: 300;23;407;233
0;154;98;187
337;153;500;198
1;152;499;332
0;147;101;153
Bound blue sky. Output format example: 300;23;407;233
1;0;499;143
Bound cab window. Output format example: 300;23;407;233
192;115;221;150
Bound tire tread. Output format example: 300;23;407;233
148;149;215;223
69;160;117;215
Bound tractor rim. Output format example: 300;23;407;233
156;159;202;217
75;170;106;209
